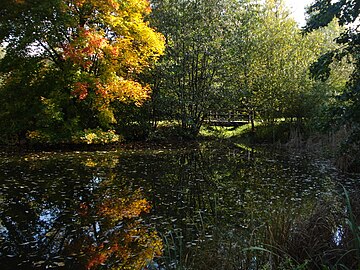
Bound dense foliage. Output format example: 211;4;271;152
0;0;164;144
228;0;333;130
0;0;356;146
305;0;360;171
147;0;345;138
147;0;236;137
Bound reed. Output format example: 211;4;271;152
156;190;360;269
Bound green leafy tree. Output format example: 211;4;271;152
150;0;235;137
229;0;338;131
305;0;359;125
305;0;360;171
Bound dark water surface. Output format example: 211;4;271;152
0;142;357;269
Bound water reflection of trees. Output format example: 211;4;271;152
112;144;354;269
1;145;357;269
0;155;162;269
125;146;225;268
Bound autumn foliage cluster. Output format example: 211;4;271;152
0;0;164;144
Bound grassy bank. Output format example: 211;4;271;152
199;121;304;145
200;121;360;173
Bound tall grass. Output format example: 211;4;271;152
344;187;360;266
245;190;360;270
156;189;360;269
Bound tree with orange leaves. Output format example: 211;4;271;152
0;0;164;143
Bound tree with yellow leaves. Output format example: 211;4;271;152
0;0;164;143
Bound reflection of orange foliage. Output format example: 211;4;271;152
85;228;163;270
99;198;150;220
66;188;163;269
78;202;89;216
86;243;111;269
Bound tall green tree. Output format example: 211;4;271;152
229;0;338;130
305;0;360;171
150;0;235;137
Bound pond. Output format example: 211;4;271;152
0;142;358;269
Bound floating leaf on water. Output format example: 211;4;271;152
33;261;45;266
53;262;65;267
